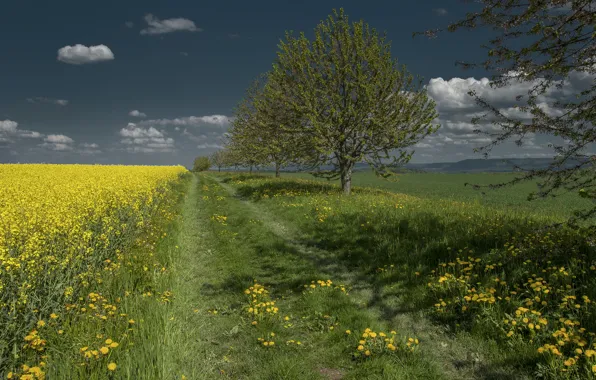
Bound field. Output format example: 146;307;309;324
1;166;595;379
274;171;596;222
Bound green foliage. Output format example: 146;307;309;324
269;8;440;194
192;156;211;172
227;73;306;177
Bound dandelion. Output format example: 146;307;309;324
108;363;117;371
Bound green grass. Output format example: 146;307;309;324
261;170;594;222
193;172;595;379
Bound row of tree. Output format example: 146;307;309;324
193;3;594;231
218;8;440;194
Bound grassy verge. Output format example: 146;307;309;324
158;173;466;379
206;172;596;379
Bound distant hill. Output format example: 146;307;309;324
350;157;594;173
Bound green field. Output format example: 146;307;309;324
262;171;594;222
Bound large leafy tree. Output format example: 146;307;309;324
414;0;596;230
269;8;440;194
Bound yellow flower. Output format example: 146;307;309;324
37;320;46;327
100;347;109;355
110;342;119;348
50;313;58;319
364;350;371;356
345;330;351;335
357;345;364;351
108;363;117;371
105;339;113;345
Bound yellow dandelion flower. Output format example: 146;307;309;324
108;363;117;371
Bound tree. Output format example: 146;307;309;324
414;0;596;230
192;156;210;172
268;8;440;194
210;150;227;172
228;73;308;177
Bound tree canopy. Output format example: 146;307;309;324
268;8;440;193
192;156;210;172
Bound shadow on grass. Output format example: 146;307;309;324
207;176;596;379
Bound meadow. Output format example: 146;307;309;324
1;165;595;379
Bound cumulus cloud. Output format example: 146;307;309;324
410;68;596;162
0;120;18;133
129;110;147;118
140;115;231;127
140;14;202;35
40;134;75;151
57;44;114;65
432;8;448;15
27;97;69;106
0;120;45;143
119;123;175;153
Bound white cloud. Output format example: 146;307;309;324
40;134;75;151
45;134;74;144
125;21;134;28
0;120;18;133
197;143;223;149
79;142;101;155
119;123;175;153
140;14;202;35
0;120;45;142
57;44;114;65
432;8;448;15
180;52;189;56
129;110;147;118
140;115;231;127
27;97;69;106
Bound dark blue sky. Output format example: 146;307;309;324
3;0;574;166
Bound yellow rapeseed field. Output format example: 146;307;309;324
0;164;187;378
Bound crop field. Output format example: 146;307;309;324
1;167;595;379
0;164;188;379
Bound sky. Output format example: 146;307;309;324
0;0;592;167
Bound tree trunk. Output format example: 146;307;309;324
249;165;253;174
275;162;280;178
218;166;221;172
340;162;353;195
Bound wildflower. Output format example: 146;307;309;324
345;330;351;335
108;363;117;371
357;345;364;351
100;347;109;355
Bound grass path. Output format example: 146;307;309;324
159;173;528;379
